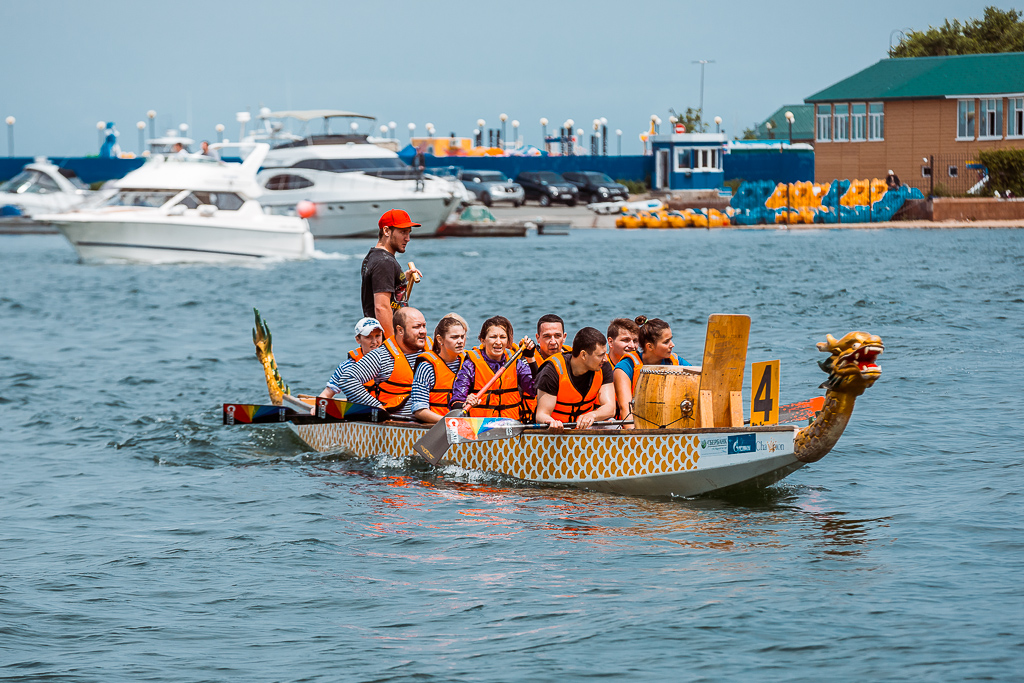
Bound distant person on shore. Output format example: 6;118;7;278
886;170;901;190
361;209;422;338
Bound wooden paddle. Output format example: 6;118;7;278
445;417;633;443
404;261;421;303
412;344;527;465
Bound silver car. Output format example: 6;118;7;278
459;170;524;207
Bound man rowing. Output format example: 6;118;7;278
361;209;423;338
534;327;616;432
534;313;571;363
410;313;469;424
450;316;537;419
316;316;385;403
606;318;639;367
613;316;689;429
337;307;428;418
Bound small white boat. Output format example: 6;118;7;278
0;160;94;220
40;143;314;264
253;110;467;238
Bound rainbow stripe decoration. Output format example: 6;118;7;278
445;417;521;443
222;403;292;425
315;397;383;422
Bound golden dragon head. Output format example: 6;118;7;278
816;331;883;396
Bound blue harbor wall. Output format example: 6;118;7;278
724;148;814;184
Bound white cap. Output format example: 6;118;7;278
354;317;383;337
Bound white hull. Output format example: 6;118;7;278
286;420;800;498
52;215;313;264
302;193;454;238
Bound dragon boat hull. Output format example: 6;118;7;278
287;420;801;498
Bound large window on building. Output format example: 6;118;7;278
1009;98;1024;138
816;104;832;141
979;98;1003;139
674;147;720;172
850;103;867;141
957;100;976;140
834;104;849;141
868;102;884;140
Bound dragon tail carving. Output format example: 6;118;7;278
252;308;289;406
794;331;883;463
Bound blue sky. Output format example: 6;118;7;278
0;0;1006;156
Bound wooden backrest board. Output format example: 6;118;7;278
696;314;750;427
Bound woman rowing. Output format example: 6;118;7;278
450;315;537;418
613;316;689;429
410;313;469;424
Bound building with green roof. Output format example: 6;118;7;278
804;52;1024;191
752;105;814;144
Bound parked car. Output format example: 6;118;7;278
459;170;524;207
514;171;579;206
562;172;630;204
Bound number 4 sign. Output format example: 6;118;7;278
750;360;780;425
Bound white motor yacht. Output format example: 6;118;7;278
253;110;468;238
40;143;314;264
0;160;94;220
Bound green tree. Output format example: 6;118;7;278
890;7;1024;57
739;126;758;140
667;107;707;133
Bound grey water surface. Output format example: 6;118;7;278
2;229;1022;682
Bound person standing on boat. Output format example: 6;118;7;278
613;316;688;428
450;316;537;419
361;209;423;338
337;307;428;417
409;314;469;424
534;327;616;433
316;317;385;402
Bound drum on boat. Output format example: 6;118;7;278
632;365;701;429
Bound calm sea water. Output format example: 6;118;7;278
2;228;1022;682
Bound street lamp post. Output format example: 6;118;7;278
147;109;156;142
499;113;507;150
215;123;225;143
785;110;795;144
511;120;519;150
616;128;622;156
407;122;416;142
388;121;396;139
96;121;106;150
692;59;715;114
136;121;146;154
714;116;722;134
600;117;608;155
576;128;584;156
564;119;574;155
236;111;251;142
592;119;600;156
379;124;388;139
5;116;14;157
540;117;548;154
476;119;485;148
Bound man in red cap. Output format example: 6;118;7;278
361;209;423;338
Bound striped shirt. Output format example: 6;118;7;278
409;357;463;415
325;358;356;394
338;345;423;418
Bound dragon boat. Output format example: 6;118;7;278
238;311;882;498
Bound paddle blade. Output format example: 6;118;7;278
223;403;295;425
779;396;826;423
412;408;465;465
445;417;525;444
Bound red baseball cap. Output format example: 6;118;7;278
378;208;421;230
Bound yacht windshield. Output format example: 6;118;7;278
0;170;37;193
104;189;181;208
291;158;409;172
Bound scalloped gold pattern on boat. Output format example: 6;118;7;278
295;423;700;482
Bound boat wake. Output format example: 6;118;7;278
309;249;356;261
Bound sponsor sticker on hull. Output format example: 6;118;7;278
697;431;793;458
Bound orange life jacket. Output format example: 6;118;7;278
546;352;603;422
368;337;415;410
521;345;569;418
418;350;465;416
466;346;522;419
348;348;363;363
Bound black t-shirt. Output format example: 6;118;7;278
360;248;406;318
536;352;613;398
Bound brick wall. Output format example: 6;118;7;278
931;198;1024;221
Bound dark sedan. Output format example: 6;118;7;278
514;171;579;206
562;172;630;204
